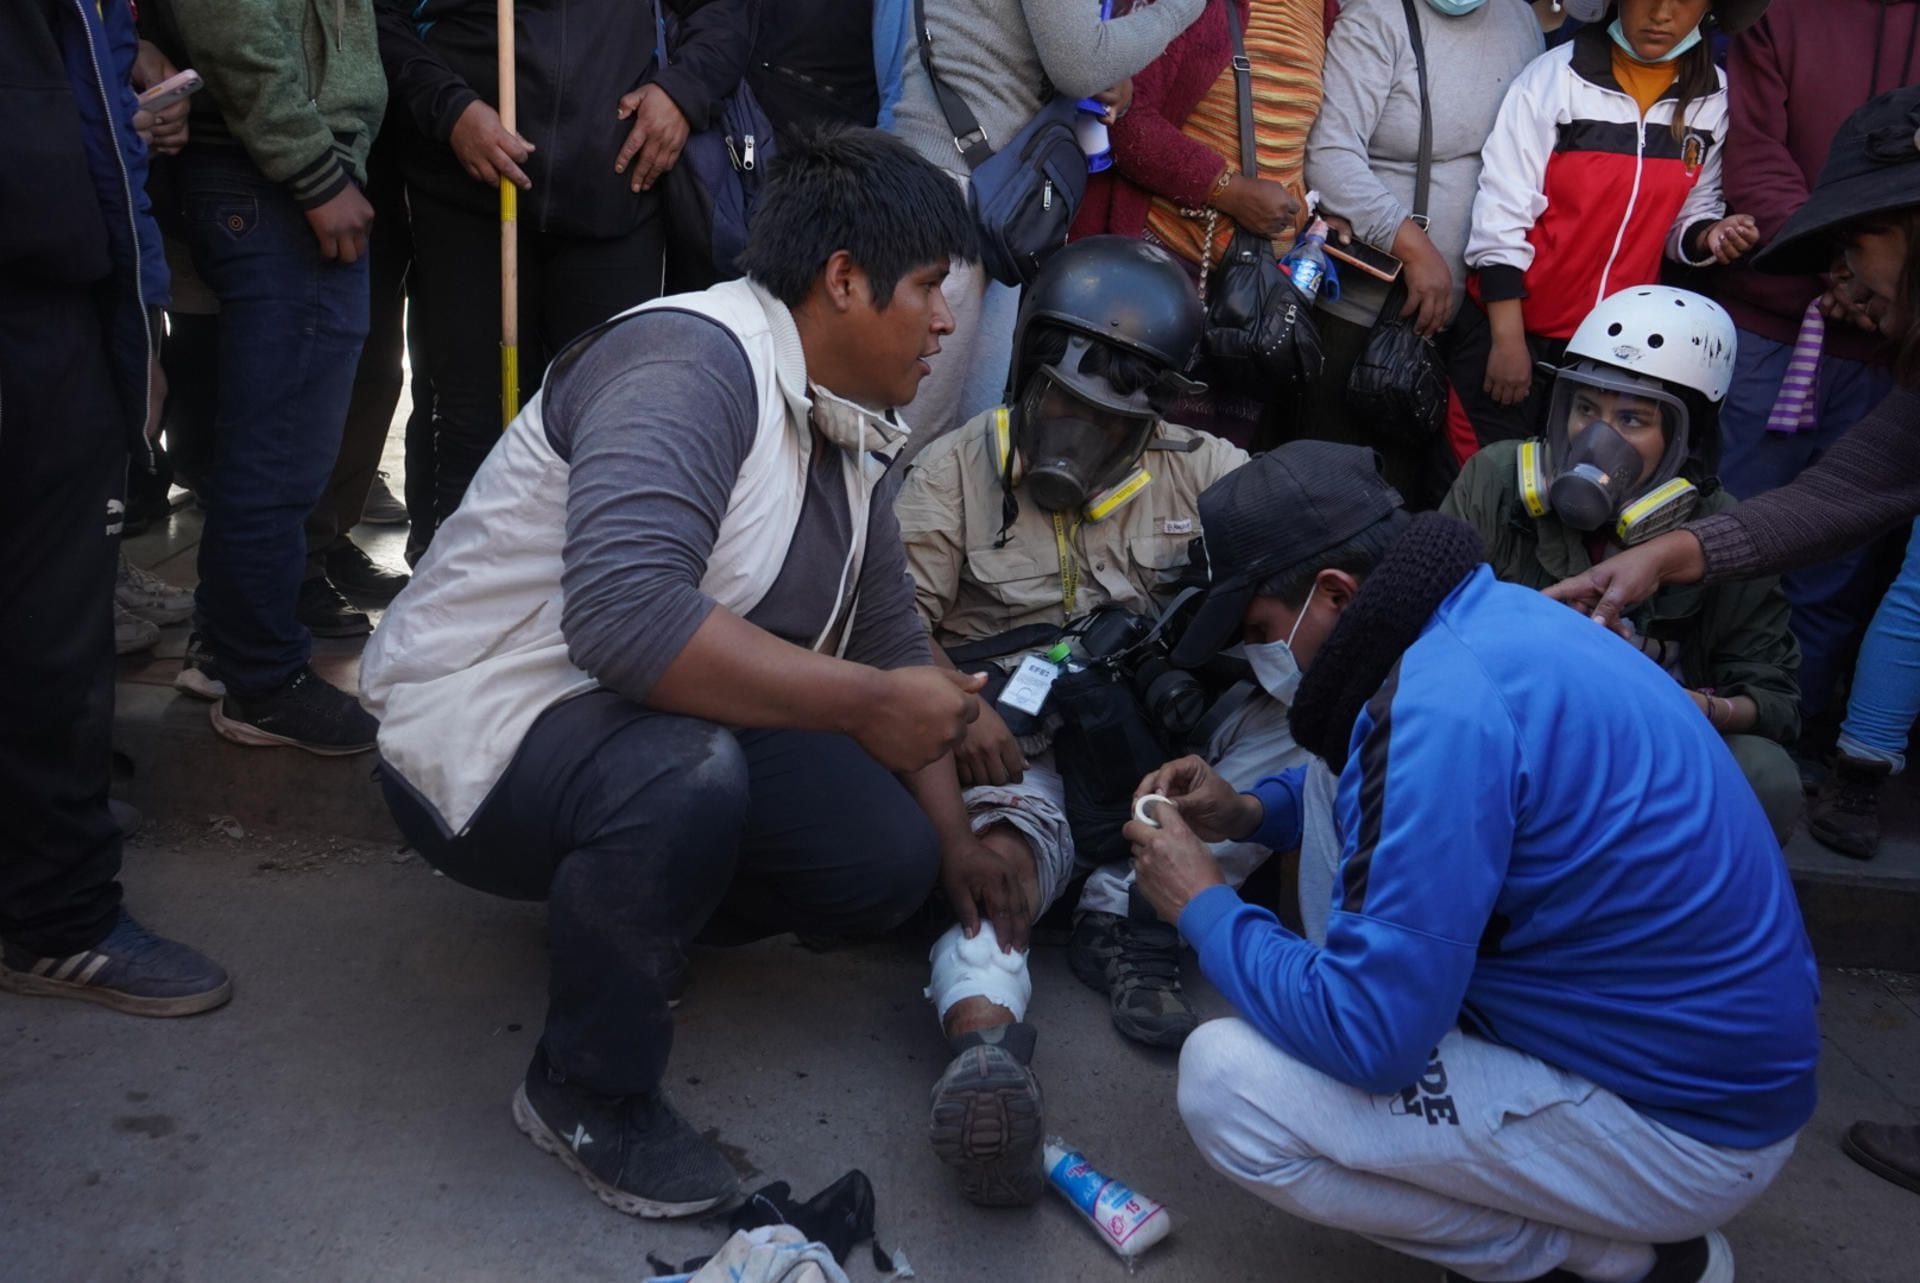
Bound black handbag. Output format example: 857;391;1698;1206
1345;0;1448;444
912;0;1089;287
1199;2;1324;398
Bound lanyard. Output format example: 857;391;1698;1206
1052;511;1084;616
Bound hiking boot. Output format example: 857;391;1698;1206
211;665;377;755
114;603;160;655
1807;752;1891;860
325;539;410;603
512;1045;740;1218
115;553;194;626
0;909;231;1017
360;470;409;525
928;1022;1045;1207
296;575;372;638
1068;910;1200;1049
174;630;227;700
1842;1121;1920;1196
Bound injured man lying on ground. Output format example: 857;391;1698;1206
893;237;1309;1208
1119;442;1822;1283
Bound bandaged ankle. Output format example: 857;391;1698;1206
925;922;1032;1023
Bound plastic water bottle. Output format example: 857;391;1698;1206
1282;218;1334;300
1075;0;1116;172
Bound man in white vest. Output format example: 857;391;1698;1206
359;127;1001;1219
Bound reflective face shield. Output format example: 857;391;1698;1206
1014;334;1162;513
1536;362;1698;543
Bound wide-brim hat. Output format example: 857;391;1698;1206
1757;86;1920;276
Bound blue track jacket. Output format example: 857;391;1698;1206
1179;566;1820;1150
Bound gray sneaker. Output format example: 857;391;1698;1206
1;909;231;1018
359;471;409;525
1068;911;1199;1049
113;603;160;655
115;553;194;626
928;1022;1045;1207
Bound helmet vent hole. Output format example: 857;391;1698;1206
1607;322;1624;336
1648;334;1665;349
1675;298;1687;306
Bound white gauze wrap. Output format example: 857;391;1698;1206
924;922;1032;1022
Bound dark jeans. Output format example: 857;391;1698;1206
305;133;412;579
381;691;940;1098
1718;328;1898;719
1445;298;1568;449
405;188;664;543
0;283;127;955
177;147;370;697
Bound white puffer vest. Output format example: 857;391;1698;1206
360;279;899;833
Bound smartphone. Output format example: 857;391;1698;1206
137;69;203;114
1325;235;1403;285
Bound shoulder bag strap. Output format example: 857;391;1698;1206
912;0;995;169
1224;0;1257;179
1399;0;1433;221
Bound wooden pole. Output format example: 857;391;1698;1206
497;0;520;426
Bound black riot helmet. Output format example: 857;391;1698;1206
1002;237;1205;514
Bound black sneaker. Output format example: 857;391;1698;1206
211;665;377;755
1808;752;1891;860
512;1045;740;1218
296;575;372;637
0;909;231;1017
359;471;410;526
325;539;410;603
928;1022;1045;1207
1441;1233;1733;1283
1068;910;1200;1049
173;630;227;700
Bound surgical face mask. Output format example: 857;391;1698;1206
1015;343;1159;512
1607;17;1704;64
1244;582;1316;703
1421;0;1487;14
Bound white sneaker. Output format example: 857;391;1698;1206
115;554;194;626
114;603;160;655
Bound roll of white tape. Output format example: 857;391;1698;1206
1133;793;1172;829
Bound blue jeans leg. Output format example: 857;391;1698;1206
1838;522;1920;773
1716;329;1895;718
178;152;370;698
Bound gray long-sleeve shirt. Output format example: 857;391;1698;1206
889;0;1205;177
1304;0;1540;328
542;310;931;702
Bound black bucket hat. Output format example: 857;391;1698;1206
1756;86;1920;277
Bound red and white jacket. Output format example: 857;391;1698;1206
1464;26;1728;340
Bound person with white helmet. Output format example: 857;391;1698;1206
1442;286;1802;840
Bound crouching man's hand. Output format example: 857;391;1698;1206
941;829;1036;953
1124;802;1225;926
956;697;1026;787
1135;755;1261;843
853;667;986;773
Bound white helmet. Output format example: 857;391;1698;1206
1564;286;1737;404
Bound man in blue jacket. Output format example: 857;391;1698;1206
1125;442;1820;1283
0;0;230;1016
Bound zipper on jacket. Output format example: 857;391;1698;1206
73;0;154;474
1594;92;1650;310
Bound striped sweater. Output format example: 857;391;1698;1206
153;0;387;207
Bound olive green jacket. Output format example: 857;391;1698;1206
1441;440;1802;745
157;0;386;206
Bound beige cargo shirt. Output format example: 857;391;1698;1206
896;407;1250;649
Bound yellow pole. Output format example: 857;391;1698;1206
497;0;520;426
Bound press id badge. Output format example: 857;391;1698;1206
998;654;1061;717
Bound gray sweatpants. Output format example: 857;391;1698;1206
1267;764;1797;1279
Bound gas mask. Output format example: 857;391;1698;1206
1517;361;1699;546
1012;334;1162;513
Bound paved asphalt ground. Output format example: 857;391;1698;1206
2;827;1917;1282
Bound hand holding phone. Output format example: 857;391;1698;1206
137;69;203;114
134;69;200;156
